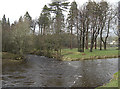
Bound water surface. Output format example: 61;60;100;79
2;55;119;87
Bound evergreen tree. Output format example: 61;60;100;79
38;5;51;35
24;11;32;31
49;0;70;59
2;15;11;52
24;11;32;21
67;1;78;49
2;15;7;30
49;0;69;34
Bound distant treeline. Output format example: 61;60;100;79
1;0;118;59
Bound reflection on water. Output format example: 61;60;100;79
2;55;118;87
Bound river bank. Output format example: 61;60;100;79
2;47;118;62
96;71;119;89
61;48;118;61
2;52;25;65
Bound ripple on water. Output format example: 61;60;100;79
2;57;118;87
8;76;26;79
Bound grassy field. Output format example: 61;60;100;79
61;48;118;61
96;71;119;89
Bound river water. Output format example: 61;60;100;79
2;55;119;87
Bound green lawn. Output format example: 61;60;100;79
96;71;119;89
61;48;118;61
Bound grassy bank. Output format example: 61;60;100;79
96;71;119;89
62;48;118;61
2;52;25;65
2;52;24;60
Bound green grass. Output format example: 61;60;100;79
0;52;1;57
61;48;118;61
2;52;25;65
96;71;119;89
2;52;25;60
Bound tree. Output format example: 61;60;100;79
2;15;10;31
49;0;69;34
112;5;118;37
99;1;108;50
98;1;115;50
0;20;2;52
24;11;32;21
67;1;78;49
31;19;37;34
118;1;120;50
24;11;32;31
79;6;87;52
11;17;32;55
85;5;90;50
38;13;43;34
38;5;51;35
2;15;7;30
2;15;11;52
49;0;69;58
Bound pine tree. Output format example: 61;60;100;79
2;15;7;30
48;0;69;59
67;1;78;49
24;11;32;21
2;15;11;52
49;0;69;34
24;11;32;30
38;5;51;35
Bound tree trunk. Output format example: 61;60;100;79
33;26;35;34
85;29;88;49
94;38;97;49
76;20;79;51
82;35;85;52
43;25;46;35
77;37;80;51
90;35;94;52
41;27;43;35
100;29;103;50
79;31;82;52
119;2;120;50
39;25;40;34
70;26;73;49
82;28;85;52
90;28;95;52
100;39;102;50
103;42;106;50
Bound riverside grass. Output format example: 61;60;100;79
2;52;25;65
2;52;22;59
2;47;118;61
61;48;118;61
96;71;119;89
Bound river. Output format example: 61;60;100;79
2;55;119;87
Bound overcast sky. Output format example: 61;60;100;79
0;0;119;23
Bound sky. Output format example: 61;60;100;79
0;0;119;23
